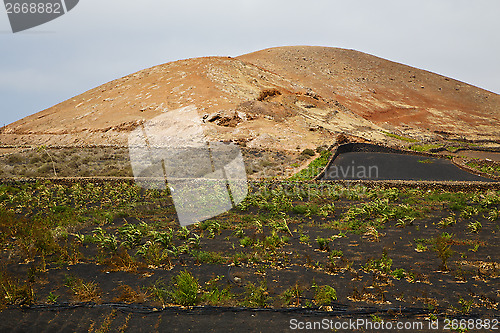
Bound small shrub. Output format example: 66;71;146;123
112;285;144;304
363;250;393;274
65;276;100;303
202;276;234;306
301;149;316;157
257;88;281;101
316;237;329;251
438;216;456;228
329;250;343;261
392;268;406;280
243;280;271;308
170;270;200;306
312;284;337;306
0;275;35;307
432;233;454;271
240;236;254;247
280;283;303;307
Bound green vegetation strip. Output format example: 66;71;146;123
289;150;332;181
382;131;418;143
467;162;500;177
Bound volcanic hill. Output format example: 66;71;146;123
1;46;499;150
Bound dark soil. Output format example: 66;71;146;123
0;181;498;332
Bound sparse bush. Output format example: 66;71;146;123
467;221;482;233
312;283;337;306
169;270;200;306
301;149;316;157
316;237;329;251
243;280;271;308
392;268;406;280
65;276;101;303
257;88;281;101
438;216;456;228
202;276;234;306
329;250;343;261
280;283;303;307
432;233;454;271
0;275;35;307
363;250;393;274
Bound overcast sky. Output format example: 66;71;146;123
1;0;499;126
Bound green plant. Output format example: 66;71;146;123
392;268;406;280
280;283;303;307
169;270;200;306
198;220;221;238
118;223;144;248
438;216;456;228
316;237;329;251
415;243;428;252
263;230;289;250
202;276;234;306
455;298;474;315
136;241;171;267
243;280;271;308
192;251;226;264
395;217;415;227
46;292;59;303
187;233;201;249
467;221;482;233
382;131;418;143
487;208;499;221
329;250;343;261
150;228;174;248
269;217;293;235
177;226;190;240
92;227;119;252
292;204;318;217
239;236;254;247
312;283;337;306
299;233;310;244
318;203;335;217
460;206;478;219
149;279;169;307
65;276;100;303
363;250;393;274
468;243;480;252
233;227;245;238
432;233;454;271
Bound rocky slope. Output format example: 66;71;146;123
1;46;499;150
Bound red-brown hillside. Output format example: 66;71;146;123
1;46;498;149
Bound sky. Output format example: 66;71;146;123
0;0;499;126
